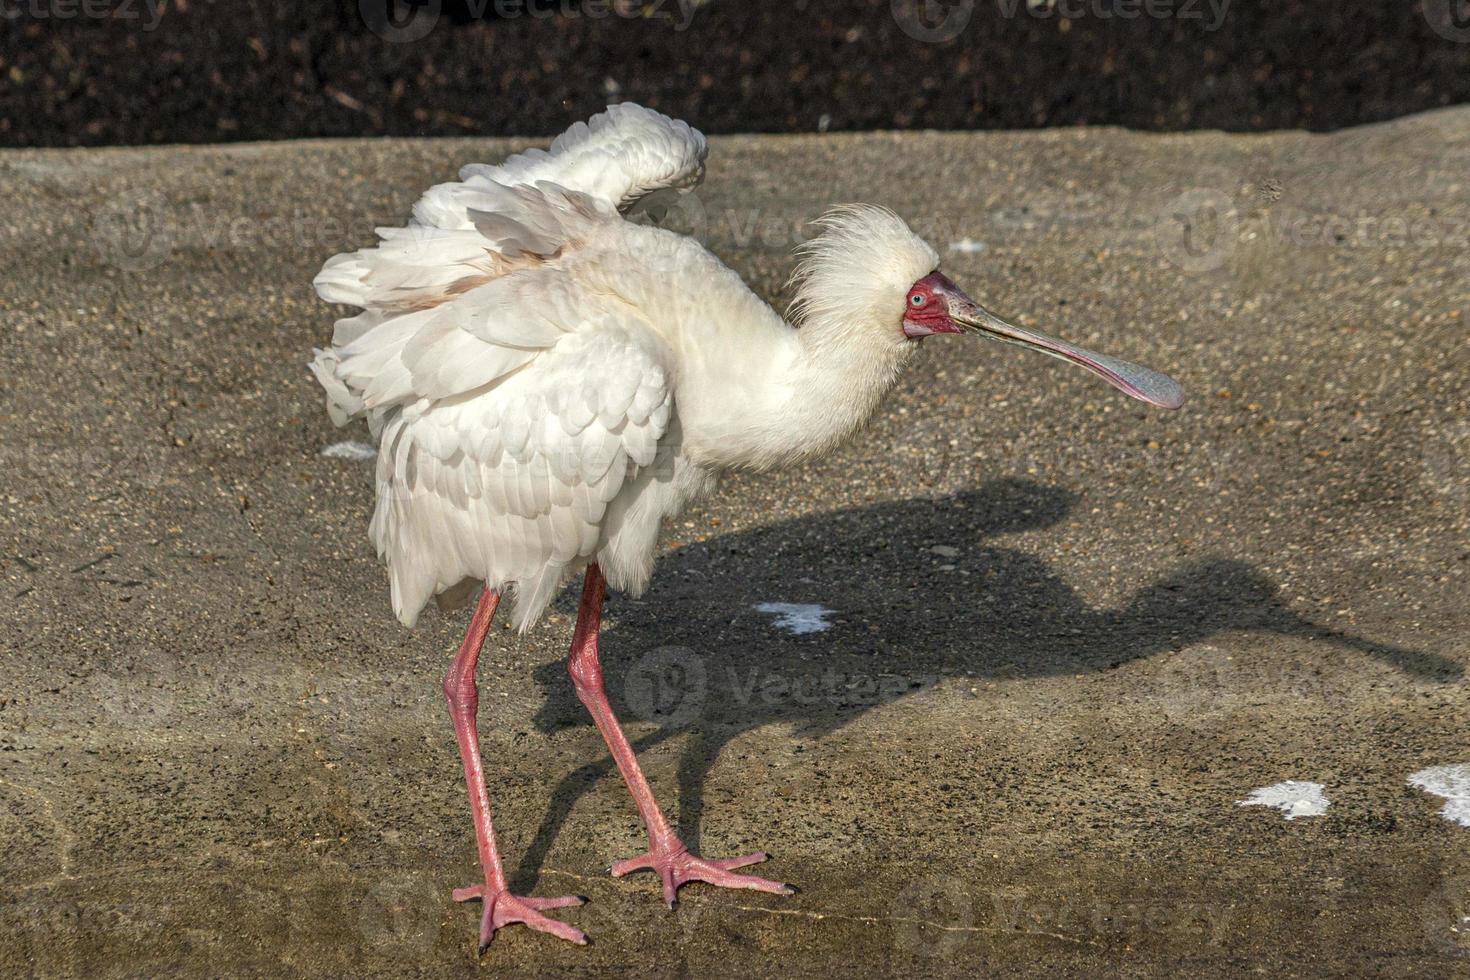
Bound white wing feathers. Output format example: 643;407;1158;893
315;102;705;312
458;101;706;213
313;181;609;314
370;323;673;630
309;103;698;628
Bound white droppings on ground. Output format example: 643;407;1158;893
321;441;377;461
948;237;987;254
1408;764;1470;827
1237;781;1330;820
754;603;835;635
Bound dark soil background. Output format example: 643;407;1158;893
4;0;1470;147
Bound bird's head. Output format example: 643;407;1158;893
793;205;1184;410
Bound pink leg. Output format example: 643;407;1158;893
568;564;794;908
444;587;587;951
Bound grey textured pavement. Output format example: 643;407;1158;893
2;110;1468;977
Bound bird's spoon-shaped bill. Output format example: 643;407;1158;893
951;304;1186;410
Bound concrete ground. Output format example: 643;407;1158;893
2;111;1468;978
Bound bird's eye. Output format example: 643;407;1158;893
909;293;925;307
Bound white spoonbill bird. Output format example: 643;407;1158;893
309;103;1184;953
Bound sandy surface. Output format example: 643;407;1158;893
2;111;1468;977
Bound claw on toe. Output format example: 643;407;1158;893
452;885;588;950
609;844;793;906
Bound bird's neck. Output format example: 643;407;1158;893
778;319;913;459
675;294;913;472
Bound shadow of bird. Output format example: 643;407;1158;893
509;478;1458;891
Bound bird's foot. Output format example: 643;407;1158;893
451;882;588;951
609;841;793;908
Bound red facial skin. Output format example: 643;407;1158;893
900;271;970;338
